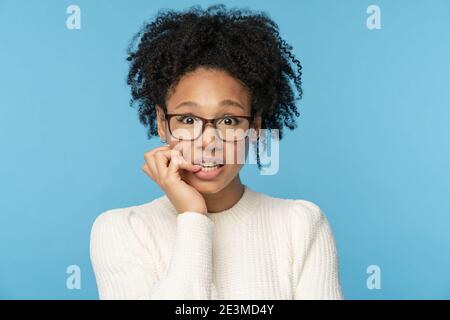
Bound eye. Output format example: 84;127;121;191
220;117;241;126
176;115;198;125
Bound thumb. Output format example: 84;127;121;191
179;161;203;173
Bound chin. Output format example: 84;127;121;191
183;176;223;194
182;167;233;194
192;182;225;194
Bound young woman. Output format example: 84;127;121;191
90;4;343;300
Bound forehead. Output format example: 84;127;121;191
166;67;251;112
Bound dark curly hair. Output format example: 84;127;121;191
126;3;303;170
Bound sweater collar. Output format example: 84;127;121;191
158;184;261;223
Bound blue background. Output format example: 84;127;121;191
1;0;449;299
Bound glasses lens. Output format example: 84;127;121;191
169;115;251;141
169;115;203;140
217;117;250;141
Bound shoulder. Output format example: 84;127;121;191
89;206;138;255
273;198;340;265
287;199;338;254
90;207;131;238
90;202;146;233
90;196;172;250
265;194;334;240
288;199;328;230
287;199;334;238
89;204;155;266
259;192;326;226
91;194;172;235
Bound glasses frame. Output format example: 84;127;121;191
163;112;254;142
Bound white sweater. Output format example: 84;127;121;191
90;184;344;300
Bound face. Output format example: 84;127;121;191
156;67;261;194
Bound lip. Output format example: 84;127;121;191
193;164;225;181
194;159;225;165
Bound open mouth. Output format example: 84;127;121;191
196;163;225;171
193;161;225;180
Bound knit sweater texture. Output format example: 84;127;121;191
90;184;344;299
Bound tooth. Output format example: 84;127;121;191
202;163;216;167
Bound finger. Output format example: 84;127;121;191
154;149;172;178
147;155;159;180
144;145;171;176
155;149;189;177
143;149;163;176
168;141;194;163
144;145;171;160
141;162;154;179
168;151;201;176
177;159;203;173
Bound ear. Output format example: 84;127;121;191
155;105;167;141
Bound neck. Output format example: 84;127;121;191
201;177;245;214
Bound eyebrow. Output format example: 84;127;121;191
173;99;245;111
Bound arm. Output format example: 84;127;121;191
90;209;215;299
292;201;344;300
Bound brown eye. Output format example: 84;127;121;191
176;116;198;124
220;117;240;126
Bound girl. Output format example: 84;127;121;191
90;4;343;300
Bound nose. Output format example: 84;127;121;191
192;123;224;163
201;123;218;144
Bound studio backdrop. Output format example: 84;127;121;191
0;0;449;299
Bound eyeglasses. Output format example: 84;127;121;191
163;112;254;142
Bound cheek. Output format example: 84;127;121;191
224;140;249;165
222;163;243;176
168;141;195;161
170;139;249;165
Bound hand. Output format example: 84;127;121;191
142;145;208;214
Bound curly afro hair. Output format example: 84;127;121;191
126;3;303;170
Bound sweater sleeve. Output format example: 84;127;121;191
89;209;215;300
292;200;344;300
